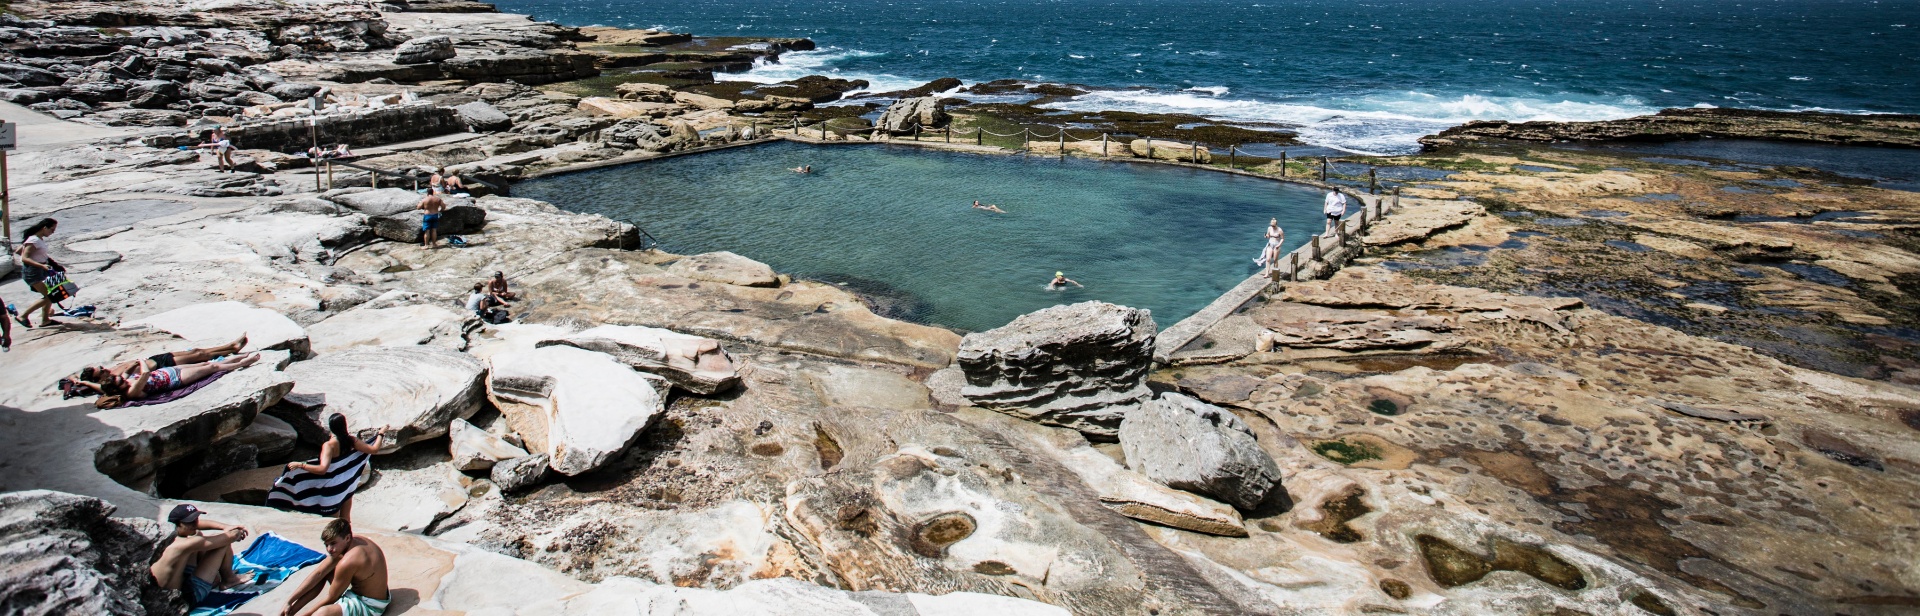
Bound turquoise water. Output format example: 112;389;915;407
514;141;1329;332
493;0;1920;153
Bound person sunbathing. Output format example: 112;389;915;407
86;353;262;409
65;335;248;397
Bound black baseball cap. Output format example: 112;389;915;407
167;504;201;525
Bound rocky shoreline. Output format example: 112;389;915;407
0;1;1917;615
1419;107;1920;150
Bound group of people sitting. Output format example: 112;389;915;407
466;271;516;324
59;335;261;409
153;507;391;616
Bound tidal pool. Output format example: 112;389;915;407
515;141;1331;332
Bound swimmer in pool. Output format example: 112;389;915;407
1049;271;1082;289
972;200;1006;213
791;165;812;174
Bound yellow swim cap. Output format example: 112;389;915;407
1055;271;1064;277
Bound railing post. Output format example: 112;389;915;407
1191;141;1198;163
1229;146;1235;170
1321;156;1328;182
1021;128;1028;150
1337;219;1348;246
326;161;334;190
1280;151;1287;177
945;127;950;143
976;129;982;146
1369;167;1378;194
1101;133;1108;156
1290;252;1301;281
914;125;921;141
1392;188;1400;213
1145;136;1152;159
1059;130;1065;159
1311;234;1322;260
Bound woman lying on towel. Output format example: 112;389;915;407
85;352;262;409
61;335;249;399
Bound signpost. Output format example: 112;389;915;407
0;120;15;259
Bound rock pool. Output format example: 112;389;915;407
516;141;1333;331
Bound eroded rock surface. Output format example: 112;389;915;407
0;490;177;616
958;301;1157;438
281;346;487;450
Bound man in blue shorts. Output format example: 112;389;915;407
416;193;446;249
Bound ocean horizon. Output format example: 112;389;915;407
489;0;1920;154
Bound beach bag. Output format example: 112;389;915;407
39;271;78;302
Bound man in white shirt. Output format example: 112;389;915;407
1322;190;1348;235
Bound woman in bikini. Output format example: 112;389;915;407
63;335;248;399
89;353;262;409
1253;218;1285;270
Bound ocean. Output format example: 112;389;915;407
489;0;1920;153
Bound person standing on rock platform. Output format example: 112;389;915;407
280;518;391;616
1322;190;1348;235
1253;218;1285;270
416;193;446;249
191;127;237;173
150;504;254;606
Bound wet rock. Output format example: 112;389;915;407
488;345;667;476
877;96;949;133
1421;107;1920;150
281;346;488;450
394;35;456;64
491;453;549;492
665;251;779;287
537;325;742;395
450;417;528;472
0;491;178;616
957;301;1156;439
1119;392;1282;510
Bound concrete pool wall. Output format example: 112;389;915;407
519;129;1400;364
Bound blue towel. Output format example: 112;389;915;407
186;532;326;616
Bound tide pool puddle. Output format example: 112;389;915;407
516;141;1331;331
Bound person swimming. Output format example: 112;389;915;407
1049;271;1083;289
972;200;1006;213
791;165;812;174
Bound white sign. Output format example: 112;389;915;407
0;122;14;150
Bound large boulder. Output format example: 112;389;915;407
324;188;485;241
672;91;735;111
537;325;742;395
489;345;667;476
394;35;456;64
1118;393;1282;510
454;100;511;132
126;301;311;359
281;346;489;451
665;251;779;288
0;491;178;616
491;453;549;492
877;96;950;133
957;301;1156;439
450;417;528;472
124;79;180;109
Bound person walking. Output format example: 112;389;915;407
13;218;63;329
192;127;238;172
1322;190;1348;235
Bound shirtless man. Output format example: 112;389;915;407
417;193;446;249
281;519;390;616
150;505;253;605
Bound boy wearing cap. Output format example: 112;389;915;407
281;518;390;616
149;504;252;603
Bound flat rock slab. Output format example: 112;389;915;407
1056;444;1246;536
92;353;293;483
126;301;310;359
1120;392;1283;511
666;250;779;287
538;324;742;394
450;416;527;472
281;346;488;451
325;188;484;242
488;345;666;476
352;463;470;533
306;303;477;355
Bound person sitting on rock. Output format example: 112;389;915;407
467;283;509;324
86;352;262;409
487;271;516;302
150;504;253;606
971;200;1006;213
64;334;248;399
416;193;446;249
1049;271;1083;289
278;414;383;523
441;171;467;195
279;518;390;616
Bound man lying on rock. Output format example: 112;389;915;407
280;518;391;616
150;504;254;605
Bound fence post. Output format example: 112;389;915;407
1229;146;1235;169
1145;136;1153;159
326;161;334;190
1321;156;1328;182
1369;167;1378;194
1021;128;1029;150
1280;151;1287;177
945;127;950;143
1101;133;1108;156
1392;188;1400;213
914;125;921;141
1311;234;1322;260
1337;218;1348;246
976;129;982;146
1290;252;1301;281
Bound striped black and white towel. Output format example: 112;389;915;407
264;449;370;516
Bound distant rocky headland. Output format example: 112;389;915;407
0;1;1916;616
